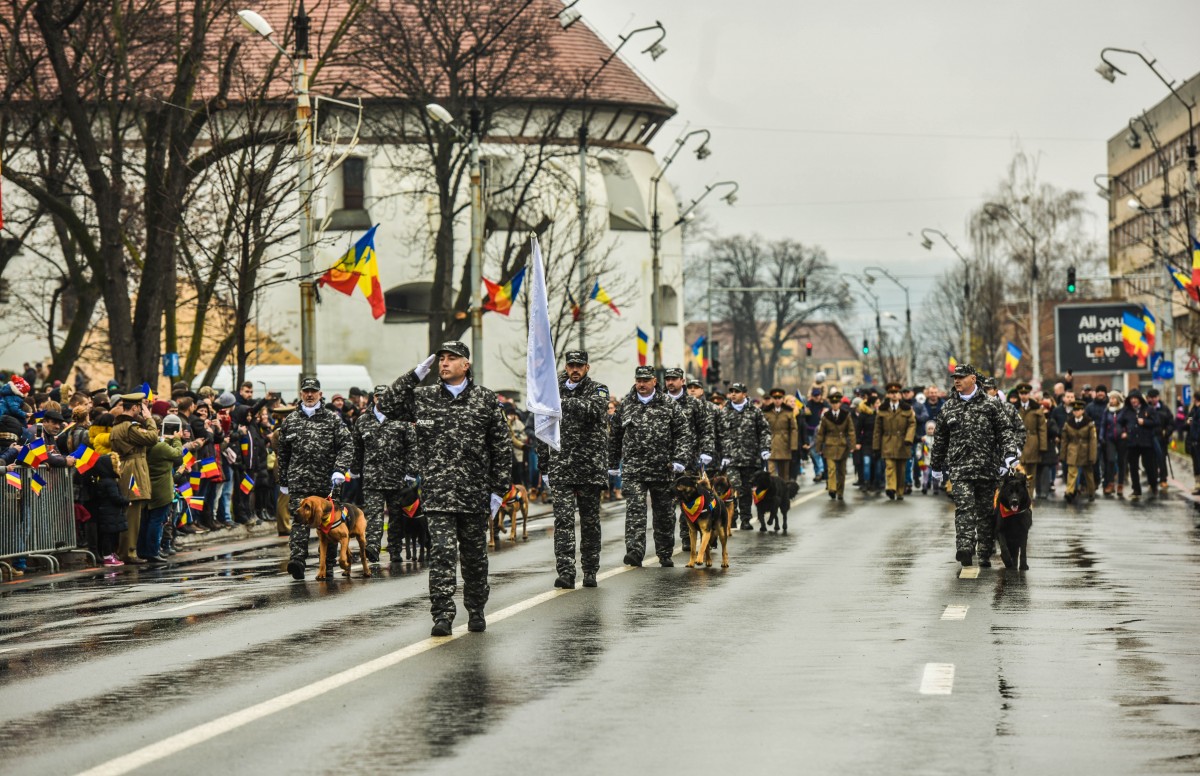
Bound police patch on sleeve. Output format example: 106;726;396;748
595;385;609;398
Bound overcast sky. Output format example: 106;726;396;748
582;0;1200;334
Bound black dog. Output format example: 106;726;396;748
392;480;430;562
994;472;1032;570
751;470;800;534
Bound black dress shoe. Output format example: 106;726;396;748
554;574;575;589
836;493;844;501
467;614;486;633
829;491;836;500
582;572;598;588
886;489;896;500
956;550;973;567
431;619;452;637
623;552;642;567
659;556;674;567
287;560;305;580
145;556;169;566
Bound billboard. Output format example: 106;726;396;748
1054;303;1145;374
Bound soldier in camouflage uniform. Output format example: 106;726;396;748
608;365;691;567
535;350;610;590
277;378;355;580
930;364;1025;568
663;367;715;551
982;376;1025;441
687;377;723;463
377;341;511;637
719;381;772;530
351;385;418;563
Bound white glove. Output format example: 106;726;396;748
720;458;730;469
331;472;346;487
761;450;770;461
542;476;550;488
931;471;944;484
671;462;685;474
607;469;621;478
414;353;437;381
279;486;289;495
998;466;1007;475
404;475;417;485
699;454;712;467
490;493;504;518
1003;456;1019;471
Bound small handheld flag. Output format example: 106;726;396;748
29;472;47;496
200;457;220;479
239;440;249;456
187;496;205;512
22;439;48;467
482;267;527;316
71;445;99;474
177;482;194;499
636;328;649;366
189;473;202;491
5;471;20;490
139;382;155;404
691;335;707;374
182;451;196;469
128;473;141;498
239;474;255;495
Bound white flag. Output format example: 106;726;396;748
526;236;562;450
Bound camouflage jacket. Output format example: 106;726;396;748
275;404;354;494
666;390;716;464
930;389;1025;481
535;373;610;487
377;370;511;513
351;407;417;491
719;401;771;467
608;389;690;481
701;398;726;462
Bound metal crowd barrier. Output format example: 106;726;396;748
1;466;90;578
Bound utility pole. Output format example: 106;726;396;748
294;1;317;392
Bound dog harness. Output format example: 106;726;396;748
320;502;347;534
993;491;1021;519
501;484;519;507
752;487;768;505
680;495;706;523
717;488;734;502
401;496;421;518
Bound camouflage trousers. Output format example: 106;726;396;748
951;479;996;556
427;510;489;623
727;466;761;528
623;480;674;562
287;493;319;564
551;484;602;580
362;487;408;555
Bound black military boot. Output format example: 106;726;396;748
623;552;642;567
431;619;452;637
956;549;973;567
467;613;486;633
554;574;575;589
287;559;305;580
582;571;598;588
659;556;674;567
365;546;380;564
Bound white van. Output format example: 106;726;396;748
192;364;375;401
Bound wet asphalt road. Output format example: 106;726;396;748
2;482;1200;775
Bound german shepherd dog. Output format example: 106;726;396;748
994;471;1032;570
673;472;730;568
489;484;530;549
751;470;800;534
393;479;430;562
710;472;736;536
296;496;372;580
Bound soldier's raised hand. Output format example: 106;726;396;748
415;353;438;380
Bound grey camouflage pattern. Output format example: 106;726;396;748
951;479;995;556
351;409;416;490
551;485;603;579
623;480;675;562
535;373;610;487
608;389;690;480
427;510;489;622
719;403;771;467
275;406;354;495
930;391;1024;481
667;391;716;466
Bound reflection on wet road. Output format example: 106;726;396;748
2;488;1199;774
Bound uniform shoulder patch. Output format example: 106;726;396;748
595;384;609;398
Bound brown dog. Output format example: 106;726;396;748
297;496;372;580
674;472;730;569
489;484;529;548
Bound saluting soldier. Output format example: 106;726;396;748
1015;383;1048;499
278;378;355;580
378;341;511;637
719;381;771;531
537;350;610;590
609;365;691;568
663;367;715;552
815;389;854;500
873;381;917;501
351;385;418;563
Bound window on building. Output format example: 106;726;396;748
599;154;647;231
342;157;365;210
383;282;434;324
659;284;679;325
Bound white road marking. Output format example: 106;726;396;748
941;605;969;621
958;566;980;579
919;663;956;695
75;488;818;776
157;595;237;613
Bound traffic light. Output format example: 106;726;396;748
706;358;721;384
798;278;807;303
1067;266;1077;294
805;341;813;357
862;338;870;355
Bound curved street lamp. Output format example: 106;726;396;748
920;228;971;365
983;203;1041;385
866;267;913;385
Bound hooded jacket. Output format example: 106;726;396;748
1117;392;1158;449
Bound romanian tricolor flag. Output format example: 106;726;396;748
317;224;386;319
187;497;205;512
128;473;141;498
636;327;649;366
567;288;581;322
71;444;99;474
482;266;526;316
948;353;958;375
22;439;48;467
1004;341;1022;378
177;482;194;500
189;473;202;492
239;440;249;456
5;471;20;490
691;335;708;373
177;507;192;527
182;451;196;470
680;494;705;523
239;474;255;495
29;471;46;496
1142;305;1156;353
1169;265;1200;302
139;382;155;404
401;496;421;518
200;457;220;479
590;281;620;315
1192;237;1200;289
1122;311;1147;364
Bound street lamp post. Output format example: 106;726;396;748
650;128;712;377
673;182;738;380
843;274;886;384
984;203;1040;386
866;267;913;385
237;5;316;392
920;228;971;365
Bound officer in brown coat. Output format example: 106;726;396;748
764;387;799;480
1060;400;1097;502
814;390;854;500
872;382;917;501
109;392;158;563
1015;383;1048;499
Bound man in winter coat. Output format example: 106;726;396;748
1186;390;1200;495
663;367;715;553
764;387;798;481
351;385;418;564
1015;383;1048;499
110;393;159;563
609;366;690;567
1085;385;1115;494
719;381;772;530
1117;390;1159;499
815;390;854;500
378;341;511;637
931;364;1025;568
873;382;917;501
1060;400;1097;503
1145;388;1173;490
536;351;611;589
